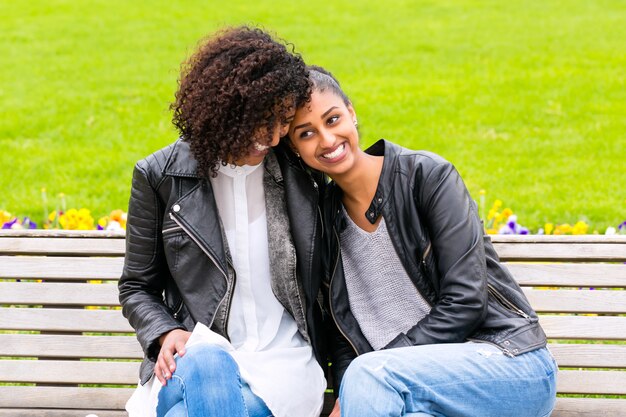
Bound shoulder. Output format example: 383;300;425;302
378;139;455;182
136;140;179;173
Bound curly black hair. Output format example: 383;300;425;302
171;26;311;177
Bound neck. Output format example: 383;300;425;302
331;151;383;206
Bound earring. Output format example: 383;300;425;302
293;149;301;158
354;120;358;127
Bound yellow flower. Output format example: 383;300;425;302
572;221;589;235
98;216;109;228
59;208;94;230
544;223;554;235
0;210;12;224
501;208;513;219
555;224;572;235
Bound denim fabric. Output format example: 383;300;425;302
339;343;557;417
156;344;272;417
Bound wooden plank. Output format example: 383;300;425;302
0;386;133;409
539;315;626;340
490;235;626;244
0;282;120;306
548;343;626;368
552;398;626;417
557;370;626;395
0;230;125;238
0;308;134;333
507;263;626;288
0;256;123;280
0;334;142;359
0;360;139;384
523;288;626;314
0;410;127;417
493;243;626;262
0;237;125;256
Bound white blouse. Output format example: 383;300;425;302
208;161;325;417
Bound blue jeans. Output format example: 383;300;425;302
156;344;272;417
339;343;557;417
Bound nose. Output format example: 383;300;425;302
319;128;335;148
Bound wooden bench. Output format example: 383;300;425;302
1;230;625;417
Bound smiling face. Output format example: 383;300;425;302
230;100;295;166
288;89;359;177
232;119;291;166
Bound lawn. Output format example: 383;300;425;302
1;0;624;231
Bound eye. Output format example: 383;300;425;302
298;130;314;139
327;115;340;125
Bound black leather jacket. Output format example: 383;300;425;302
119;140;326;384
324;139;547;389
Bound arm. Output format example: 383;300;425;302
386;160;488;349
118;162;187;381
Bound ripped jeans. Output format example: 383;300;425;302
156;344;272;417
339;343;557;417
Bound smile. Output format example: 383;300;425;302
321;143;345;159
253;142;269;152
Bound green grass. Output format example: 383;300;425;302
1;0;624;231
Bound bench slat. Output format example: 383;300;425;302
0;282;120;306
0;334;142;359
0;308;134;333
493;243;626;262
0;256;123;280
0;237;125;256
557;370;626;395
539;315;626;340
548;343;626;368
508;263;626;287
552;398;626;417
523;288;626;314
0;359;139;384
0;386;133;409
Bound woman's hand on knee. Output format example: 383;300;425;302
155;329;191;385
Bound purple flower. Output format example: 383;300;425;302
22;217;37;229
2;218;18;229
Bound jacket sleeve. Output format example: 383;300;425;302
118;162;185;361
324;291;357;394
387;159;488;349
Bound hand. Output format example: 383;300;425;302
155;329;191;385
329;399;340;417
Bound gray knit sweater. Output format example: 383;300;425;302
340;213;431;350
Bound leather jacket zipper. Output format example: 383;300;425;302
487;283;531;320
169;212;232;330
172;299;184;320
421;241;432;268
162;225;183;235
329;227;360;356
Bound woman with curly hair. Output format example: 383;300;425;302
119;27;327;417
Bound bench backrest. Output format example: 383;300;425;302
1;231;625;417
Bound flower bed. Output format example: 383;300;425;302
1;189;624;235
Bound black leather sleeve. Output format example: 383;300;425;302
326;307;357;395
404;159;489;346
118;161;184;361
